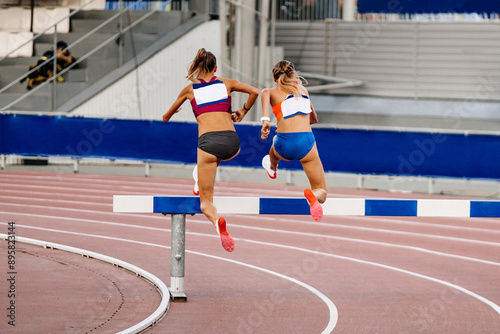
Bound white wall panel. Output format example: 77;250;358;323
70;20;220;122
275;21;500;101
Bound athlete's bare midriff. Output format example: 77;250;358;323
276;113;312;133
196;112;235;136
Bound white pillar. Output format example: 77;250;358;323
234;0;255;111
342;0;357;21
256;0;270;121
258;0;270;90
219;0;230;78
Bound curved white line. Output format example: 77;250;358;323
8;224;500;328
4;196;500;236
187;249;338;334
2;210;500;267
4;224;338;333
235;237;500;316
0;233;170;334
2;207;500;250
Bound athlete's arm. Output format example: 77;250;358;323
260;88;272;140
309;103;319;125
222;78;259;122
163;85;190;122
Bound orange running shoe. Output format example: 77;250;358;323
304;189;323;222
216;217;234;252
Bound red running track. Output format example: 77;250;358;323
0;169;500;333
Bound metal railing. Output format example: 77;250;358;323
0;0;181;111
275;0;341;20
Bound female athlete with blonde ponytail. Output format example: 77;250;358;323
260;60;327;222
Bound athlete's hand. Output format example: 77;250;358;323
261;121;270;140
162;107;181;122
232;108;245;122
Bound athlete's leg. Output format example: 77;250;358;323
269;146;282;170
197;148;234;251
300;143;327;204
197;148;219;225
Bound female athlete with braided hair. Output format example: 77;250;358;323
163;48;259;251
260;60;327;221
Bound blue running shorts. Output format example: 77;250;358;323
273;132;316;161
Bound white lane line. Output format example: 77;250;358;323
0;233;170;334
1;211;500;267
5;197;500;236
8;223;500;329
0;195;111;207
188;249;338;334
235;237;500;316
0;175;364;198
2;224;338;334
2;207;500;248
0;190;110;201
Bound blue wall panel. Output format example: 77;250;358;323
358;0;498;14
0;114;198;163
1;114;499;179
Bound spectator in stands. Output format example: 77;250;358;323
56;40;76;70
21;40;75;90
260;60;327;222
22;50;54;90
162;48;259;252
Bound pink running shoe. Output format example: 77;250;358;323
216;217;234;252
304;189;323;222
262;155;277;179
192;165;199;195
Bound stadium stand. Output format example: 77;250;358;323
0;0;203;111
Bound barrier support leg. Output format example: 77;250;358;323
169;213;187;301
73;159;80;173
1;155;5;170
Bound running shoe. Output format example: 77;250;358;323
304;189;323;222
216;217;234;252
262;155;277;179
192;165;199;195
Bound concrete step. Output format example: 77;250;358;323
72;9;142;20
1;65;88;91
1;79;31;93
0;81;88;111
0;88;51;111
0;65;29;80
71;18;123;34
0;57;39;67
65;67;88;82
34;43;54;57
0;9;198;112
36;32;118;60
71;9;170;22
54;82;88;102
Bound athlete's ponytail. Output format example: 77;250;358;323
187;48;217;82
272;60;306;97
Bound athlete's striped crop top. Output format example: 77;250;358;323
190;76;232;118
272;93;312;121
